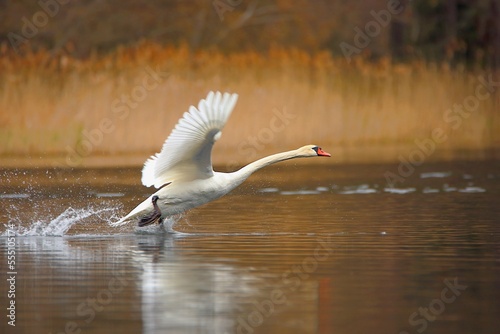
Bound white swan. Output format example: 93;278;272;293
113;91;330;227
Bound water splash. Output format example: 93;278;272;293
0;193;30;199
280;190;321;195
4;206;120;237
458;186;486;193
383;187;417;194
338;184;377;194
259;187;279;193
420;172;452;178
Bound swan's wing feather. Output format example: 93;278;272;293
141;91;238;188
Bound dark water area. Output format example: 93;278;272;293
0;161;499;334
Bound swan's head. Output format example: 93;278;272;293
298;145;331;157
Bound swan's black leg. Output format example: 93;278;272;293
138;211;160;227
138;195;162;227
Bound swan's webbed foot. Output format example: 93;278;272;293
138;212;161;227
138;195;162;227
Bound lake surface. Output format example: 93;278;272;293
1;161;499;334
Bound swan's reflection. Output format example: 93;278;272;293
133;234;258;334
11;233;319;333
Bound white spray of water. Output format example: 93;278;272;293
4;206;121;237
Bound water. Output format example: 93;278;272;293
1;161;499;334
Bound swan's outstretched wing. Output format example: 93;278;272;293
141;91;238;188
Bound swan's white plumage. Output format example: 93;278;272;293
113;90;329;228
141;91;238;188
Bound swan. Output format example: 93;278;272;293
113;91;330;227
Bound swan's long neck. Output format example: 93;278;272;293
228;149;302;186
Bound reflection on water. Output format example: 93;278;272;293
0;161;499;333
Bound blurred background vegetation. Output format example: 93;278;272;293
0;0;499;166
1;0;499;66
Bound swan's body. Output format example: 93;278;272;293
114;91;330;227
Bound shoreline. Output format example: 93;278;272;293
2;146;499;169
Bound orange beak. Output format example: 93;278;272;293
317;148;331;157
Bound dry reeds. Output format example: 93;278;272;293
0;42;498;166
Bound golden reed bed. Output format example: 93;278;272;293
0;42;498;167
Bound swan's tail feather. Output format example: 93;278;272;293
111;213;139;227
110;196;154;227
110;217;130;227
